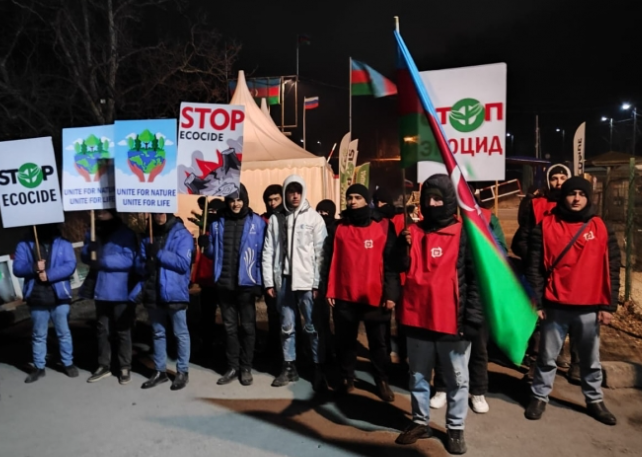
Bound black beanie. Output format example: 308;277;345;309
560;177;592;200
263;184;283;203
372;186;394;206
548;165;570;177
346;184;370;203
316;199;336;216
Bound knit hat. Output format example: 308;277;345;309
560;176;592;200
372;186;394;206
346;184;370;203
316;199;336;216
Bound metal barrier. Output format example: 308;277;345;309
477;179;522;203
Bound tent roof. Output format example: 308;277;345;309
586;151;641;167
231;71;325;170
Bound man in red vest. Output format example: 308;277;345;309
395;174;481;455
524;177;619;425
321;184;400;402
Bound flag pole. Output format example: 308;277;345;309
349;56;352;136
296;36;299;79
303;101;307;150
395;16;407;230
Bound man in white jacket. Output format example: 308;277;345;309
262;175;327;390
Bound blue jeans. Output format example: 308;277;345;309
277;276;320;363
149;307;190;373
532;308;602;403
407;334;471;430
31;304;73;369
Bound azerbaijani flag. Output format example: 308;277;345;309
304;96;319;110
351;59;397;97
395;30;537;365
228;78;281;105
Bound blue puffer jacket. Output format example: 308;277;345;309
205;212;266;287
13;237;76;303
80;225;137;302
129;219;193;304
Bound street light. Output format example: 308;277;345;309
622;103;637;156
506;133;514;154
555;128;565;153
601;116;614;150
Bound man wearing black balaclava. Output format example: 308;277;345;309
81;209;137;386
395;174;481;455
261;184;284;223
524;177;619;426
136;212;193;391
199;184;266;387
320;184;400;403
315;199;337;227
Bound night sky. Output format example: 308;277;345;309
201;0;641;169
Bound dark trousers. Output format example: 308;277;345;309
218;289;256;370
200;286;219;348
435;326;489;396
96;301;134;370
264;292;281;356
333;301;391;381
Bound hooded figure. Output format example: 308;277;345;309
199;183;266;386
523;176;619;426
395;174;481;454
261;174;328;390
512;163;571;259
316;199;337;227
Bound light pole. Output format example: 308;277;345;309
555;128;565;154
601;116;614;150
622;103;638;156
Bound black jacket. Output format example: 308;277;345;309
524;211;620;313
512;192;556;260
320;209;400;304
216;215;246;291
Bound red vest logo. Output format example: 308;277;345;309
431;247;443;258
583;231;595;241
364;240;373;249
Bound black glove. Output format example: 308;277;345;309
147;242;160;259
198;235;209;249
463;323;480;340
87;241;99;253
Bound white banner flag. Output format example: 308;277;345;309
573;122;586;176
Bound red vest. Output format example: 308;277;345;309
532;198;557;224
327;219;389;307
399;222;462;335
542;215;611;306
391;213;406;236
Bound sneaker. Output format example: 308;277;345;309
471;395;489;414
240;369;253;386
217;368;238;385
87;366;111;383
375;378;395;402
171;372;189;391
64;365;79;378
271;362;299;387
587;401;617;426
395;423;432;445
430;391;447;409
141;371;169;389
447;429;467;455
524;397;546;420
119;368;132;385
25;368;46;384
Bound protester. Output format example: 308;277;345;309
321;184;399;402
373;186;405;235
524;177;619;426
13;224;78;383
199;184;266;386
316;199;337;227
395;174;481;455
80;209;137;385
260;184;285;357
262;175;328;390
132;213;193;391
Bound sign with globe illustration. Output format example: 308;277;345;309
62;124;116;211
114;119;177;213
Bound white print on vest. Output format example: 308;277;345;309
431;247;443;258
583;231;595;241
364;240;374;249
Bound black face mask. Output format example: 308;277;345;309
343;206;371;226
555;200;595;223
420;205;453;229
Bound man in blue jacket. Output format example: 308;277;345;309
81;209;137;385
132;213;193;391
199;184;266;386
13;224;78;383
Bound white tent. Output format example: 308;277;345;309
178;70;334;233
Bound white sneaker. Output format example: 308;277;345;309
430;391;447;409
471;395;489;414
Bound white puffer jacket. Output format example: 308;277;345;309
262;175;327;291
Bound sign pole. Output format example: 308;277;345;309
33;226;41;261
90;210;97;261
200;198;209;254
148;214;153;243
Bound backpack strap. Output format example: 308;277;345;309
548;220;590;274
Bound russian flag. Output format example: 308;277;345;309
304;96;319;110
